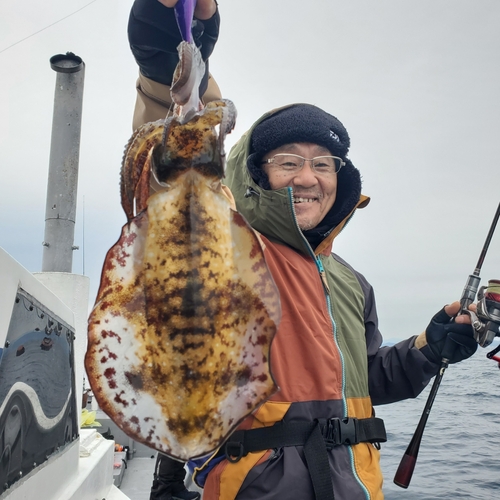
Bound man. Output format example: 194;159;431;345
128;1;477;499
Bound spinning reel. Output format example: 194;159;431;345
472;280;500;348
470;279;500;365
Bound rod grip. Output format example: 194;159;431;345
440;335;457;364
394;453;416;489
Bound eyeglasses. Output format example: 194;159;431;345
261;153;344;175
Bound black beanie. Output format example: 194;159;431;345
247;104;351;189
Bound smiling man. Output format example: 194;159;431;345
226;103;366;256
127;1;478;499
261;142;339;231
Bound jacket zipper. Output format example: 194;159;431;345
287;189;371;499
315;256;347;418
286;189;347;411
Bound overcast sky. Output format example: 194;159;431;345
1;0;499;342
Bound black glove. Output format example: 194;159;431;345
423;307;477;364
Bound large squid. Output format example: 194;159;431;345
85;0;280;461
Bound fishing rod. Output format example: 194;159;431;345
394;201;500;489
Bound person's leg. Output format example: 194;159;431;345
150;454;200;500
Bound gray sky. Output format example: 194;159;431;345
1;0;499;341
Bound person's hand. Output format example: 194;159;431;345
423;301;478;364
157;0;217;20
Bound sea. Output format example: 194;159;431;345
376;350;500;499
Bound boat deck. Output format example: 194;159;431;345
89;408;203;499
119;456;156;500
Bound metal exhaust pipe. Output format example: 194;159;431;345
42;52;85;273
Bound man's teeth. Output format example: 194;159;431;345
293;197;315;203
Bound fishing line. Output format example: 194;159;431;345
0;0;99;55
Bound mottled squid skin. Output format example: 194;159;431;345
85;101;280;460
